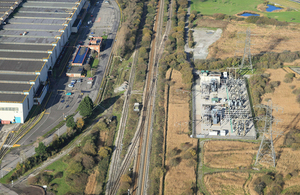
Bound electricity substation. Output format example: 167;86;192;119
194;70;256;139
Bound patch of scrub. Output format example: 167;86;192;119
192;28;222;60
266;4;283;12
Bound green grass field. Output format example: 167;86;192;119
45;159;71;195
191;0;264;15
266;11;300;23
191;0;300;23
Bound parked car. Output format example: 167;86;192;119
68;84;74;88
77;78;82;83
71;80;76;84
88;77;94;80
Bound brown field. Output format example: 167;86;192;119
203;141;258;169
204;172;249;195
244;173;265;195
258;68;300;192
85;170;98;194
164;69;197;195
206;21;300;59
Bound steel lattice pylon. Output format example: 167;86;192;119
239;28;253;70
255;101;280;168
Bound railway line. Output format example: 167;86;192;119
106;49;138;195
0;110;45;162
107;0;172;193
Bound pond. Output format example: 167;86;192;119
240;12;260;17
266;4;283;12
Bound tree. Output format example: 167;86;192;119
81;154;95;169
66;116;76;129
98;146;112;158
76;117;85;129
35;142;47;157
82;140;97;155
67;161;83;175
78;96;94;117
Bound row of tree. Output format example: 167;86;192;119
148;0;191;194
194;51;300;71
116;0;143;58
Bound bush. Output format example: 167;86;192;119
187;159;197;167
264;84;274;93
51;183;59;191
167;147;181;158
213;13;226;20
290;85;296;89
297;95;300;104
169;157;181;167
66;173;88;192
292;88;300;95
66;116;76;129
284;72;295;83
270;81;280;88
286;73;295;79
39;173;53;185
254;182;266;195
180;142;192;151
291;169;299;177
54;171;63;179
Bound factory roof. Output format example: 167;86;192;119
2;24;63;32
0;51;49;60
0;0;82;104
0;94;26;103
0;44;54;52
0;59;44;73
0;36;57;44
19;7;73;13
0;83;32;92
8;18;67;25
0;74;38;83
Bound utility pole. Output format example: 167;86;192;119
20;149;26;164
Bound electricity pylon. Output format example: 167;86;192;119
255;100;282;168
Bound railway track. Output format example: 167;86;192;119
0;110;45;161
107;0;172;192
106;49;138;195
12;116;103;186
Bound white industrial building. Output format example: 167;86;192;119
0;0;87;124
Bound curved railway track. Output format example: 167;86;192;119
0;110;45;161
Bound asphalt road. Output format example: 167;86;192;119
0;0;120;179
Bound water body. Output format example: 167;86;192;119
240;12;260;17
266;4;283;12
